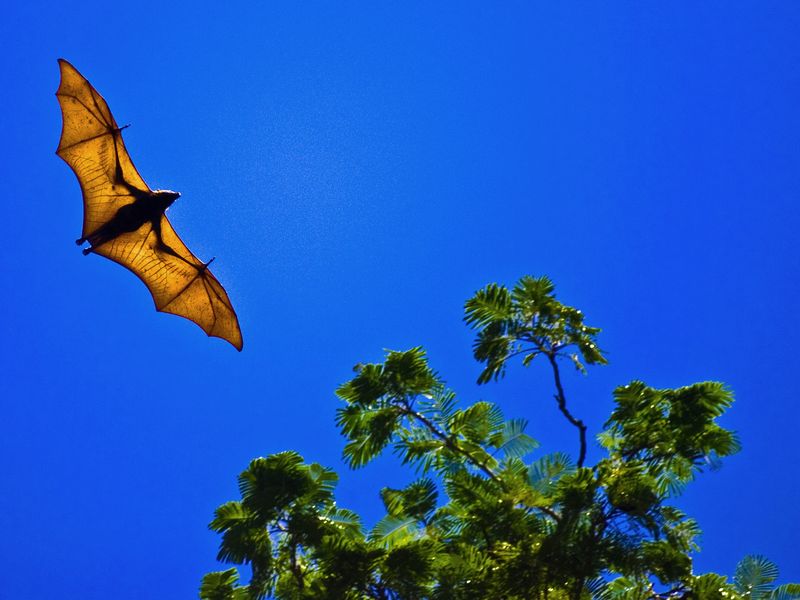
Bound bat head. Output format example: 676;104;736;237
153;189;181;208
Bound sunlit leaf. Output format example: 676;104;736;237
491;418;539;460
735;555;780;599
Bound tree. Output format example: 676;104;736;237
200;275;797;600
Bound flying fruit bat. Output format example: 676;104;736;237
55;59;242;351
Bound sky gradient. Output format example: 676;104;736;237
1;3;799;597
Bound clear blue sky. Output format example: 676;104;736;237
1;2;798;597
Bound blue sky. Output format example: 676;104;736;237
1;2;798;597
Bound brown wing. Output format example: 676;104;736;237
55;59;150;239
55;59;243;351
93;214;243;351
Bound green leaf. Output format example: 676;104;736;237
209;501;250;534
320;506;364;541
449;401;503;444
342;406;400;468
464;283;513;327
528;452;575;496
306;462;339;501
336;347;439;407
570;352;586;374
690;573;739;600
216;520;271;566
199;569;249;600
381;478;439;521
596;576;651;600
735;555;780;599
238;452;311;522
370;515;420;547
767;584;800;600
603;381;739;484
490;418;539;460
641;539;692;583
381;540;439;598
465;275;607;385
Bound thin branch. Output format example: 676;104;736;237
399;399;561;522
503;344;542;362
289;540;304;591
647;582;688;600
547;352;587;467
399;401;499;481
530;503;561;522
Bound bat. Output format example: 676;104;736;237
55;59;243;351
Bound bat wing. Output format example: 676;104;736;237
55;59;243;351
55;58;150;239
93;214;243;351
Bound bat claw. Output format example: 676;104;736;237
76;237;85;245
82;247;93;256
200;257;216;272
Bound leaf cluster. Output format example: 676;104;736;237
464;275;607;383
202;275;796;600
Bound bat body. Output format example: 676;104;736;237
77;188;178;252
55;59;243;350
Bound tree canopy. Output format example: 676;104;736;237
200;275;797;600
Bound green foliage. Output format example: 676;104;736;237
694;574;740;600
202;275;795;600
381;478;438;522
599;381;741;496
464;275;607;383
733;556;800;600
200;569;251;600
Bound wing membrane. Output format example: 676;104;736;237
94;215;243;351
55;59;243;351
55;59;149;238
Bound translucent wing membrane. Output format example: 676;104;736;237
94;217;242;350
55;59;150;238
55;59;243;350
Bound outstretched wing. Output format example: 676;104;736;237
55;59;243;351
55;59;150;239
93;215;243;350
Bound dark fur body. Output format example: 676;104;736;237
78;190;180;255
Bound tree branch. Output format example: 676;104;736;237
289;540;304;591
399;399;561;522
399;401;499;481
547;352;587;467
647;582;688;600
503;345;542;362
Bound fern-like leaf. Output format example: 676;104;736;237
491;418;539;459
370;515;420;548
735;555;780;599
